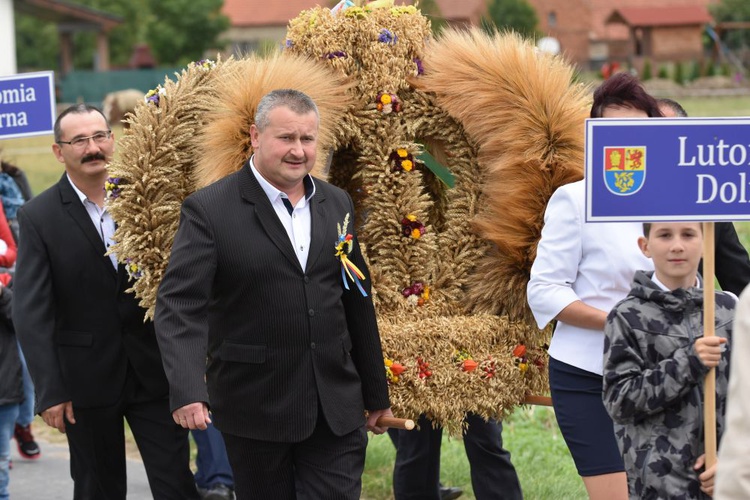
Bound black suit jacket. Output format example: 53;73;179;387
155;162;390;442
13;174;169;413
710;222;750;296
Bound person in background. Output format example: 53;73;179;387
657;97;750;298
0;277;22;500
0;202;19;500
13;104;198;499
715;286;750;498
0;156;40;462
603;222;732;498
527;73;661;500
192;423;235;500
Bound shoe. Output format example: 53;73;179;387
440;485;463;500
197;483;235;500
14;423;41;459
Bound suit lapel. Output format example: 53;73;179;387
238;163;302;271
58;174;117;278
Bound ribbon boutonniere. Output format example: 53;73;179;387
335;213;367;296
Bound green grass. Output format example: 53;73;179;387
7;97;750;500
362;407;585;500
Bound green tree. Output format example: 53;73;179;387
710;0;750;50
418;0;447;34
145;0;229;66
482;0;538;38
14;13;59;71
14;0;228;70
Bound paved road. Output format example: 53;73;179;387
8;438;152;499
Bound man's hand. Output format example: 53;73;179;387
694;454;717;496
42;401;75;433
172;402;211;430
366;408;394;435
695;337;728;368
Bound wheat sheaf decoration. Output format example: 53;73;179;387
107;2;589;431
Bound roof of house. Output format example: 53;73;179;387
15;0;122;31
606;6;712;28
222;0;484;27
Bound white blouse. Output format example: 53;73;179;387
527;180;653;375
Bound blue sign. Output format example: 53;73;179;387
586;117;750;222
0;71;56;140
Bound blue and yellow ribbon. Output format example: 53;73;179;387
335;234;367;296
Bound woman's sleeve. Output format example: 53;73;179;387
527;186;584;329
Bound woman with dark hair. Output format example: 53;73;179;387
527;73;662;500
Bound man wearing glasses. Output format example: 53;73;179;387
13;104;198;499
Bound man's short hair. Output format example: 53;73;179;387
657;98;688;118
254;89;319;131
54;104;109;142
590;73;662;119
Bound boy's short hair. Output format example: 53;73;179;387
642;222;703;237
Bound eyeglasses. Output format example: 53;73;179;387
57;130;112;149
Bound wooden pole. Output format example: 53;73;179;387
703;222;717;468
376;417;415;430
524;395;553;406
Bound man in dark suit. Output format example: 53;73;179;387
154;89;392;499
657;97;750;296
13;104;198;500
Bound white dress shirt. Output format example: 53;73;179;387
249;157;315;271
527;180;653;375
67;173;117;269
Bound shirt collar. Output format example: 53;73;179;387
249;156;316;204
652;272;701;292
67;173;96;205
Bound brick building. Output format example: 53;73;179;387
527;0;719;68
221;0;485;56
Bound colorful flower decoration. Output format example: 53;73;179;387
401;214;425;239
285;39;294;48
402;281;429;306
334;213;367;296
512;343;528;373
378;28;397;45
385;358;405;384
390;148;415;172
413;57;424;76
192;59;216;71
125;258;142;281
416;356;432;379
376;92;401;114
105;177;122;200
512;343;546;374
453;349;478;372
144;85;166;106
326;51;348;59
480;357;497;379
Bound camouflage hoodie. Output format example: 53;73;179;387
603;270;735;500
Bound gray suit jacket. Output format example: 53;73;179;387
155;161;390;442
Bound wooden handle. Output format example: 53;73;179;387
376;417;415;430
524;395;553;406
